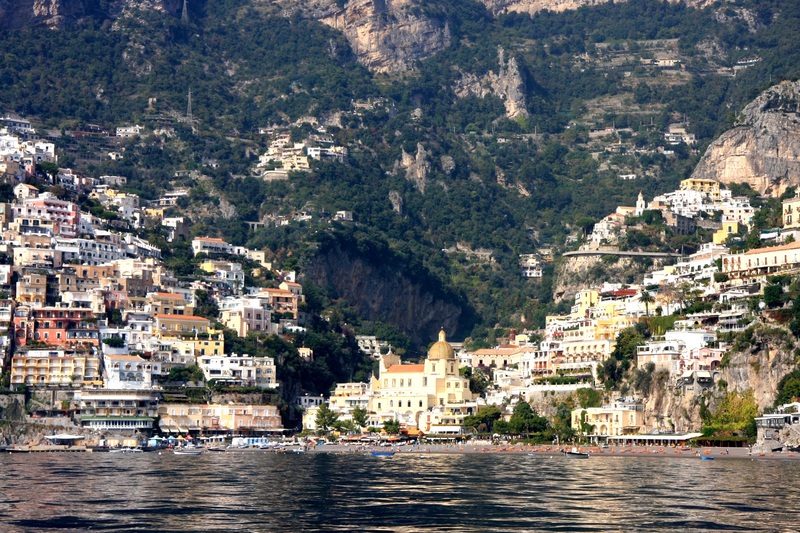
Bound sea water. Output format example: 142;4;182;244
0;451;797;532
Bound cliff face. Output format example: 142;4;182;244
719;326;797;411
304;241;466;346
644;325;797;433
552;255;667;302
479;0;617;16
398;142;431;193
273;0;451;72
0;0;182;30
318;0;451;72
479;0;715;16
0;0;87;29
455;47;529;120
691;80;800;197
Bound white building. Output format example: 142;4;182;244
192;237;233;256
103;353;161;390
197;353;277;388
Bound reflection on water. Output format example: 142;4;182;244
0;452;798;532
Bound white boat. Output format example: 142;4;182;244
109;447;144;454
564;447;589;459
173;448;203;455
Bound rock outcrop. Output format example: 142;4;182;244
479;0;717;16
0;0;182;30
304;240;467;346
643;324;798;435
479;0;616;16
0;0;87;29
272;0;451;72
691;80;800;197
454;47;529;120
399;142;431;193
320;0;451;72
552;254;667;302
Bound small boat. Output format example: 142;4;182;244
109;447;144;454
173;448;203;455
700;455;715;461
206;447;227;453
371;451;395;458
564;447;589;459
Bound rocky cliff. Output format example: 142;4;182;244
643;324;798;434
270;0;451;72
552;254;667;302
479;0;716;16
321;0;451;72
0;0;182;30
398;142;431;193
691;80;800;197
0;0;87;29
479;0;616;16
454;47;529;120
303;240;468;346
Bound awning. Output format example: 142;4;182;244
45;434;84;440
697;371;712;379
682;370;693;378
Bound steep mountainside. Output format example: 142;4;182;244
303;234;473;345
644;324;798;433
692;80;800;196
552;255;668;303
2;0;800;339
479;0;716;16
0;0;87;28
0;0;182;30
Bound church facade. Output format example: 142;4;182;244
370;330;478;434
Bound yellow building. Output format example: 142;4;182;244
544;289;638;378
713;220;740;245
782;192;800;229
158;403;284;434
10;348;102;387
172;330;225;358
370;330;475;432
680;178;721;201
466;346;526;369
572;404;647;438
154;314;210;338
146;292;194;316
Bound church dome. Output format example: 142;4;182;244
427;329;455;360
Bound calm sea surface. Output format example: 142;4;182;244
0;451;797;532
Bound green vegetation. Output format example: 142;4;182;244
703;389;758;439
598;325;647;389
462;405;503;433
382;419;401;434
775;369;800;406
314;402;339;434
2;0;799;343
167;365;205;383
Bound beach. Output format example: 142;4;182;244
266;442;800;460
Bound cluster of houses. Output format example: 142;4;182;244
0;122;316;438
0;118;56;181
589;178;758;246
311;184;800;441
254;123;347;179
4;114;799;444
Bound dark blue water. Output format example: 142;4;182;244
0;452;797;532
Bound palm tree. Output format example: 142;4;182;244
640;290;655;317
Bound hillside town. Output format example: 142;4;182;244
2;116;800;452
